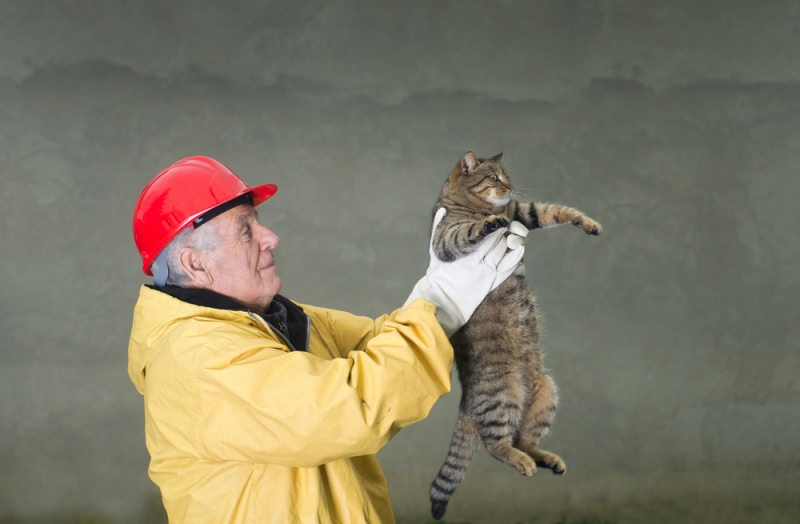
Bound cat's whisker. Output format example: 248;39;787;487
504;155;518;170
512;187;534;199
511;190;531;200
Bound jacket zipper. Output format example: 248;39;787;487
247;311;301;352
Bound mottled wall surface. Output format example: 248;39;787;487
0;2;798;523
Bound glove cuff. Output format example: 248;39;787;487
403;280;464;338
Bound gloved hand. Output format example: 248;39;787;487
404;208;529;337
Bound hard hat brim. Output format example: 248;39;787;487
250;183;278;207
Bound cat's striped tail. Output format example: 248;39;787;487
429;413;481;520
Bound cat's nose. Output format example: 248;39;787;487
507;183;513;191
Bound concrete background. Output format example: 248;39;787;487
1;1;799;523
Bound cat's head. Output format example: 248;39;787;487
442;151;513;208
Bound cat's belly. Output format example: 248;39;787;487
455;277;540;360
473;276;536;323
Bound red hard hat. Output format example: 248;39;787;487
133;156;278;276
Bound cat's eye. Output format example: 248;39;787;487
489;175;498;181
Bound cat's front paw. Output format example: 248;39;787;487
573;216;602;236
483;215;510;234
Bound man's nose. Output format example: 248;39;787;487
255;223;279;250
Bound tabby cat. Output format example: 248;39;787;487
428;151;602;520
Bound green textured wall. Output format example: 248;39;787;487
1;2;798;523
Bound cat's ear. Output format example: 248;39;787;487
489;152;503;163
460;151;479;175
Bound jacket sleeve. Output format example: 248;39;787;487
194;299;453;468
301;301;390;358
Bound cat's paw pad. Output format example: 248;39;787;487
484;215;510;233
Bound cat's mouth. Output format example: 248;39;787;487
488;192;512;206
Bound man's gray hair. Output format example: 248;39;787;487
150;221;223;286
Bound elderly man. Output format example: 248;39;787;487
128;156;526;523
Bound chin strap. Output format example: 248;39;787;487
153;250;169;287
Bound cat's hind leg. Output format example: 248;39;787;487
515;374;566;474
474;393;537;476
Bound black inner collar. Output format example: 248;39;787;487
148;284;309;352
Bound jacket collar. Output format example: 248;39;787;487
147;285;309;352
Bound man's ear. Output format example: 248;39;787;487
178;248;213;287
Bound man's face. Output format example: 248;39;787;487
199;204;281;312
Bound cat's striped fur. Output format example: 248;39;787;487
428;152;602;520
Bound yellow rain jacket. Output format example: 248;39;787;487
127;285;453;524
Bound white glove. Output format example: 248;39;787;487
404;208;529;337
